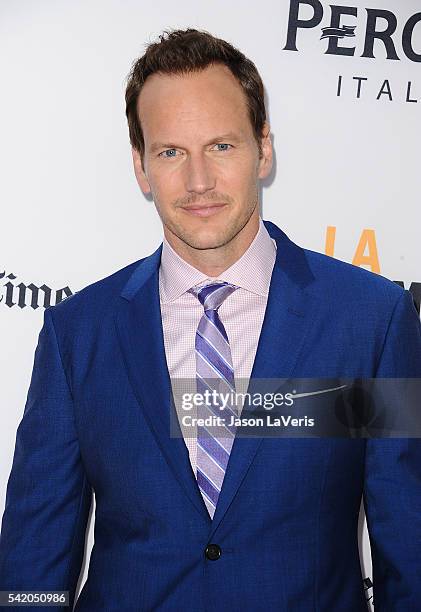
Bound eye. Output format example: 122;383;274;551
213;143;232;152
158;148;179;159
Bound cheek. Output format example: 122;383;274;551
222;164;257;196
218;158;256;190
148;168;180;203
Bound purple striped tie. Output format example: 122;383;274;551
189;281;239;518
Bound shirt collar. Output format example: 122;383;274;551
159;217;277;303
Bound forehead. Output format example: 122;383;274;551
137;64;252;142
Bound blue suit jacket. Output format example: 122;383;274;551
1;219;420;611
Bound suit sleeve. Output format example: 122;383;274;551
363;289;421;609
0;307;92;610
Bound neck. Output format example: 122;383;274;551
164;214;260;277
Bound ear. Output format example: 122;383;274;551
257;121;273;180
131;147;151;194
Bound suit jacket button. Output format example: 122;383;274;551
205;544;221;560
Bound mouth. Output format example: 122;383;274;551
180;203;228;218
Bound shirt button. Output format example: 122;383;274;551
205;544;222;560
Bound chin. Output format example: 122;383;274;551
179;227;234;251
165;211;247;251
185;235;228;251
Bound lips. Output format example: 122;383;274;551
180;203;227;217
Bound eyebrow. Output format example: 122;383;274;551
149;132;243;154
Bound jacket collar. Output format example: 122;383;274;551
115;219;317;535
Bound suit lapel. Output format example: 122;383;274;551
207;220;318;537
114;220;318;533
114;245;210;522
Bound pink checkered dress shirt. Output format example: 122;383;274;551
159;217;277;474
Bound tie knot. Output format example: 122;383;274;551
189;281;238;311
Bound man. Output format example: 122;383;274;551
0;28;420;611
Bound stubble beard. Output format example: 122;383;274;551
160;191;259;252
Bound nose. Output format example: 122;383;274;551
184;152;216;195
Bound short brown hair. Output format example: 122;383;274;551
125;28;267;162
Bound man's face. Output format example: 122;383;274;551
132;63;272;252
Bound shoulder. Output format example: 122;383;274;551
265;219;404;315
302;246;404;315
299;248;421;375
44;257;147;325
